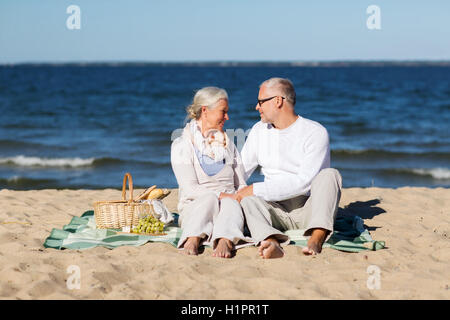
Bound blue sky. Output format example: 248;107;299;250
0;0;449;63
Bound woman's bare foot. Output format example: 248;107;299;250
302;228;329;255
258;237;284;259
212;238;234;258
180;237;201;255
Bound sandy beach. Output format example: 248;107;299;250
0;187;448;300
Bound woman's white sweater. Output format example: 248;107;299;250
171;127;247;213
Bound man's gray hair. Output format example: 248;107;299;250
260;77;296;106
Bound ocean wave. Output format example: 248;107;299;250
0;155;170;168
332;149;450;160
410;168;450;180
376;167;450;180
0;176;57;188
0;155;95;167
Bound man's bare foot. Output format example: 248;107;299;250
302;228;329;255
212;238;234;258
258;237;284;259
180;237;201;255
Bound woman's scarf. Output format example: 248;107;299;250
184;119;230;163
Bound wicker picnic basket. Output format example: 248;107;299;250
93;173;155;229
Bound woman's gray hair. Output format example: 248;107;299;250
186;87;229;120
260;77;296;106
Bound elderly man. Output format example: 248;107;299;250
238;77;342;258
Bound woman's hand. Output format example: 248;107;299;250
219;192;242;202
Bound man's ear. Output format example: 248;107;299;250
201;106;208;115
277;96;284;108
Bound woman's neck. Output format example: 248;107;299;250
198;119;219;137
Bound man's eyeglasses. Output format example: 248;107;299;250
257;96;285;106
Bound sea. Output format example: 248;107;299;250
0;64;449;190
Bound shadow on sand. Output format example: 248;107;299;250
338;199;386;231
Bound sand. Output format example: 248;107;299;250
0;187;448;300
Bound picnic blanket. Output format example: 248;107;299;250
43;210;385;252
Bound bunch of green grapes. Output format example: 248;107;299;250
132;215;164;234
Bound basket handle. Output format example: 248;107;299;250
121;173;134;203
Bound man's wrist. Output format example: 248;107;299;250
248;184;254;197
237;185;254;198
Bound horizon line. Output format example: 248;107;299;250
2;59;450;67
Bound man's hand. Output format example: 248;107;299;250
219;185;254;203
219;192;242;202
236;185;254;201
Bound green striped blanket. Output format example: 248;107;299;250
43;211;385;252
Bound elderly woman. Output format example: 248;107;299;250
171;87;250;258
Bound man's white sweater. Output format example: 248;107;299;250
241;116;330;201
